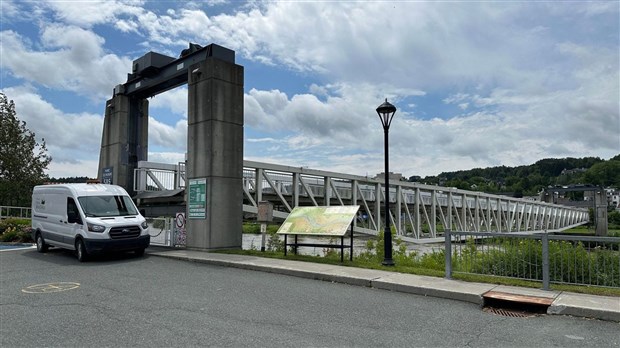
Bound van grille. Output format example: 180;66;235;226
109;226;141;239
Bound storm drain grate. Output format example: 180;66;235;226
482;291;552;318
483;306;539;318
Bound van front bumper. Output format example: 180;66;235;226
83;235;150;254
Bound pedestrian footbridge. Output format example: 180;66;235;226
134;160;589;241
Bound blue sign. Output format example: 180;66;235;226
102;167;113;184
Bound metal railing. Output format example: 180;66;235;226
241;161;589;239
134;161;186;192
145;217;186;247
134;160;590;239
445;230;620;289
0;206;31;219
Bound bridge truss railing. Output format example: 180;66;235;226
134;160;589;239
134;161;186;192
242;161;589;239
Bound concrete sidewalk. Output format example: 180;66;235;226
147;248;620;322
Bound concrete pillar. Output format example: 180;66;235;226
185;57;244;250
98;95;148;195
595;190;608;236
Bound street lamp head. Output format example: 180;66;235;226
376;98;397;129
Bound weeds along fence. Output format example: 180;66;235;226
444;230;620;290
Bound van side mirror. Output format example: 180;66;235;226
68;212;82;225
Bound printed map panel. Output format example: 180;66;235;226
276;206;360;236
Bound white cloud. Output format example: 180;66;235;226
2;1;617;180
45;0;146;28
2;86;104;177
0;0;20;18
3;86;103;155
47;160;100;179
148;152;185;165
149;87;189;118
148;117;187;151
247;138;281;144
0;27;132;99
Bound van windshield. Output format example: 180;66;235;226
78;195;139;217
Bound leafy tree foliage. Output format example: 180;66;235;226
413;156;619;197
0;93;51;206
582;161;620;187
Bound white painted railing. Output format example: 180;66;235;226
134;160;590;239
0;206;31;219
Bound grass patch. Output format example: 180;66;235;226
215;234;620;298
242;222;281;234
562;225;620;237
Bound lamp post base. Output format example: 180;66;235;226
382;258;395;266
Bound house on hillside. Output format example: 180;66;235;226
606;188;620;210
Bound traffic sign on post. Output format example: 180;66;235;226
257;201;273;252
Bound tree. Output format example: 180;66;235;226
0;93;52;207
582;161;620;187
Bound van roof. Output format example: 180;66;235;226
34;183;130;197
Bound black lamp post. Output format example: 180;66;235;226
376;98;396;266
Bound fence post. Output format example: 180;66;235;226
445;229;452;279
542;231;550;290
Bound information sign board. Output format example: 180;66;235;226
188;178;207;219
276;206;360;236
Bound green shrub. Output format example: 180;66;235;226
0;218;30;233
356;229;421;267
242;222;280;234
0;225;33;243
0;218;33;243
449;237;620;288
417;249;445;270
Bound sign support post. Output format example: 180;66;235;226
257;201;273;252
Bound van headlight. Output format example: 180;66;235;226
88;223;106;233
141;221;148;229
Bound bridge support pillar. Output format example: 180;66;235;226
98;95;149;195
595;190;608;236
185;56;244;250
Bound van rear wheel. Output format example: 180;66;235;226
76;239;88;262
36;233;48;253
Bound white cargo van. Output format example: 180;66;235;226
31;183;150;262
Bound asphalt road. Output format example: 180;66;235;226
1;248;618;347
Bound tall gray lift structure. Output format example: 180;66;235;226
98;43;244;250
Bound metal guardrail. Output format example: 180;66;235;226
444;230;620;289
134;161;186;192
0;206;31;219
145;217;186;247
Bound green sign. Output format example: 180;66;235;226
276;206;360;236
188;178;207;219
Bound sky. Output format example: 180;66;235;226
1;0;618;180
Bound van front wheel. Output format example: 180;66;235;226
76;239;88;262
36;233;48;253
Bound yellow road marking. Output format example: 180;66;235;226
22;282;80;293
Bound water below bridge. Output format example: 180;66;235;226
148;228;441;257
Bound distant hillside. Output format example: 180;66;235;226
410;154;620;197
